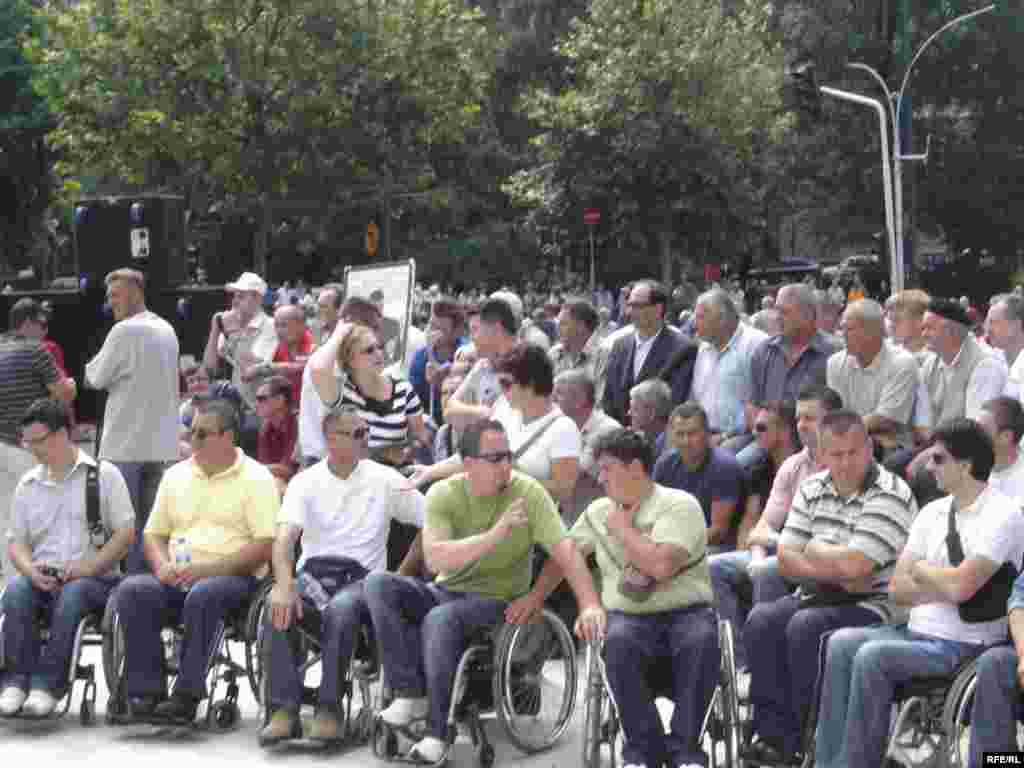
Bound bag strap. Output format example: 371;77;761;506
85;464;105;539
946;498;965;566
512;411;562;462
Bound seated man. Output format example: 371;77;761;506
977;396;1024;502
254;375;299;493
814;418;1024;768
364;419;605;765
653;401;744;551
743;410;917;765
521;428;720;768
113;397;278;723
0;399;134;717
710;385;842;669
260;406;427;745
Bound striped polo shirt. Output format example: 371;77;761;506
332;374;423;451
0;334;61;445
780;462;918;621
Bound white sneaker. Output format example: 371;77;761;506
22;689;58;717
624;764;648;768
379;697;429;727
0;687;27;716
409;736;447;764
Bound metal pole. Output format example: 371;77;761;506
589;229;596;291
820;86;899;291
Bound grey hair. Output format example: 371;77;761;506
697;287;740;326
846;299;885;332
994;295;1024;328
554;368;596;405
778;283;817;319
630;379;673;423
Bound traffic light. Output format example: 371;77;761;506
366;222;379;258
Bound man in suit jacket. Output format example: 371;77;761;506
602;279;695;426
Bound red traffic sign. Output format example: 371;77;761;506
583;208;601;226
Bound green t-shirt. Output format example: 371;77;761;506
570;484;714;614
426;470;567;601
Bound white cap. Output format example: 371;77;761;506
225;272;268;295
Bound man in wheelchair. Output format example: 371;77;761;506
523;427;719;768
261;405;427;745
1;398;134;717
364;418;606;765
814;417;1024;768
112;397;278;724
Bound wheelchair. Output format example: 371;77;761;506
796;629;985;768
256;593;382;747
372;607;579;768
102;579;270;730
580;616;741;768
0;586;104;725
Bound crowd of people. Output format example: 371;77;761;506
2;263;1024;768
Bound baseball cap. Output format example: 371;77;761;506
225;272;268;295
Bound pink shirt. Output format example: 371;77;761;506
762;448;822;533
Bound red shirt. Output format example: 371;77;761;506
272;329;315;404
257;411;298;468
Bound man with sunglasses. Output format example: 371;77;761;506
364;419;605;765
260;405;426;745
111;398;278;724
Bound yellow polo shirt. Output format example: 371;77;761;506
146;448;278;576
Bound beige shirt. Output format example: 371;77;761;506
827;340;918;427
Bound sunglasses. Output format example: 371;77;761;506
361;343;383;355
190;427;225;442
474;450;513;464
331;426;369;440
754;423;770;433
930;453;953;465
21;430;53;447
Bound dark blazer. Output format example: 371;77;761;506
602;326;696;426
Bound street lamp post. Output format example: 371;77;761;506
820;3;996;293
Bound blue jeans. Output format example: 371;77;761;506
116;574;257;699
969;644;1024;768
363;573;506;739
709;551;790;669
2;574;118;694
745;594;878;755
266;581;369;710
604;605;719;768
112;462;167;575
815;624;981;768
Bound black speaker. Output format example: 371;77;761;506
73;195;188;293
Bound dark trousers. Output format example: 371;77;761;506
364;573;506;738
117;574;257;699
265;580;369;710
604;605;720;768
2;574;118;693
744;594;878;755
112;461;167;575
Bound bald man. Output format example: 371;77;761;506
255;304;314;405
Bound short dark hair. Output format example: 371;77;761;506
459;419;506;458
819;409;867;440
193;398;240;443
320;283;345;309
561;299;598;332
981;396;1024;445
431;296;464;328
479;297;519;336
933;417;995;482
495;342;554;397
9;298;46;330
20;398;70;434
593;428;656;475
258;374;293;405
669;401;709;431
797;383;844;413
340;296;381;326
633;280;669;316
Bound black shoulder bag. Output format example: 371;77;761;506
85;465;109;548
946;498;1018;623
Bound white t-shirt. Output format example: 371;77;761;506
452;358;503;411
990;454;1024;506
280;459;426;572
491;401;582;483
85;310;180;462
906;487;1024;645
298;362;329;461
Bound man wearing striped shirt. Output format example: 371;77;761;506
741;410;917;766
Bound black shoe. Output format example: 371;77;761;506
742;735;800;766
152;693;199;725
126;696;159;721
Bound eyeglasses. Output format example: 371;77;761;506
474;450;513;464
930;453;951;465
754;423;770;433
21;430;52;447
361;344;383;355
190;427;226;442
329;426;370;441
255;392;283;402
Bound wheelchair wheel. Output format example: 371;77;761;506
244;586;270;703
890;695;946;768
209;699;241;732
942;657;979;768
101;600;126;702
493;609;577;754
581;642;619;768
706;620;741;768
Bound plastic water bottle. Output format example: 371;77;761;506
297;572;330;611
174;536;191;591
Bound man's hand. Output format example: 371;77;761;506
213;310;242;336
505;592;544;625
574;605;607;643
496;498;530;538
1017;658;1024;691
63;559;97;583
156;561;182;587
175;561;215;588
404;464;432;490
269;582;303;631
30;565;61;593
605;502;634;540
